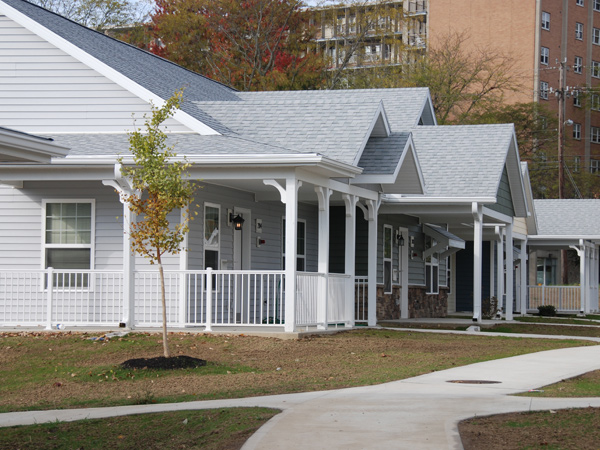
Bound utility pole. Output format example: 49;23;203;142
556;58;569;284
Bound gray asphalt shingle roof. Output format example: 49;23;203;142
196;100;385;165
236;88;431;131
2;0;239;133
411;124;514;198
534;199;600;236
358;133;410;174
44;133;305;157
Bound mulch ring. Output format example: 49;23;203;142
121;355;207;370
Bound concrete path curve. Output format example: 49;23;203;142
2;344;600;449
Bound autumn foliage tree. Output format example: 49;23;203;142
147;0;326;91
119;91;195;358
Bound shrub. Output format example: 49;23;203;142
538;305;557;317
482;296;499;320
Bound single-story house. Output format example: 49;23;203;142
0;0;595;333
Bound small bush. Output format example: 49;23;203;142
538;305;557;317
482;297;499;320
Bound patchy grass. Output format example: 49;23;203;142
522;370;600;398
0;329;594;413
515;316;600;326
481;323;600;338
460;408;600;450
0;408;279;450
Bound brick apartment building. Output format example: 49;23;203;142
429;0;600;175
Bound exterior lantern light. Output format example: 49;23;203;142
397;231;405;246
230;213;245;231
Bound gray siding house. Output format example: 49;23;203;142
1;0;571;333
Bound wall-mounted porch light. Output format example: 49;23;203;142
230;213;245;231
396;231;405;247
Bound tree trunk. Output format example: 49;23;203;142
158;256;170;358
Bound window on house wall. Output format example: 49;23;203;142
591;159;600;174
573;123;582;140
574;156;581;172
591;126;600;144
592;61;600;78
595;0;600;11
383;225;393;294
541;11;550;30
540;81;549;100
282;219;306;271
424;235;439;294
592;94;600;110
541;47;549;65
43;201;94;288
577;0;584;6
446;256;452;294
594;28;600;45
536;257;557;285
574;91;582;107
204;203;220;270
576;22;584;40
574;56;583;74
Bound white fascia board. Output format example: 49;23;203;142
382;195;496;205
529;235;600;241
0;129;70;162
352;102;391;166
0;2;219;136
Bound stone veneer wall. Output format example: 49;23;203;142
376;285;448;320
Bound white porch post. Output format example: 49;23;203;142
578;240;586;314
284;177;299;332
472;203;483;322
315;186;332;330
496;227;504;315
343;194;358;327
122;203;136;328
489;238;495;300
367;199;379;327
178;207;189;327
519;239;528;316
505;223;514;321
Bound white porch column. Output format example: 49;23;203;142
496;227;504;315
315;186;332;330
489;239;495;300
123;204;136;328
367;199;380;327
578;240;587;314
505;223;514;321
178;207;189;327
343;194;358;327
519;239;528;316
284;177;300;332
472;203;483;322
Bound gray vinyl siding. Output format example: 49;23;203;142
408;224;425;286
0;15;190;133
419;100;436;126
488;167;515;217
0;181;122;270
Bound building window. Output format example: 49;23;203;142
540;81;549;100
424;235;439;295
536;257;557;285
592;94;600;110
574;91;582;107
577;0;584;5
595;0;600;11
594;28;600;45
541;11;550;30
282;218;306;271
574;56;583;74
576;22;584;40
573;123;582;140
591;159;600;174
204;203;220;270
540;47;549;65
43;201;94;288
592;126;600;144
593;61;600;78
446;256;452;294
383;225;393;294
574;156;581;172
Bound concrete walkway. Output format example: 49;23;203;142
2;341;600;449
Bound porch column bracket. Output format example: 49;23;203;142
423;242;447;260
365;199;380;221
356;202;368;219
315;186;332;211
263;179;287;204
342;194;358;216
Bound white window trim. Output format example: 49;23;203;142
576;22;584;40
591;127;600;144
591;159;600;174
573;123;582;140
203;202;220;269
541;47;549;65
282;217;306;272
41;199;96;290
595;0;600;11
425;235;439;295
592;61;600;79
594;28;600;45
577;0;584;6
574;56;583;74
540;81;549;100
383;224;393;294
541;12;550;30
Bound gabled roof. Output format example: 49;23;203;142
0;0;239;134
411;124;528;217
533;199;600;238
196;99;389;165
236;87;436;130
521;162;538;235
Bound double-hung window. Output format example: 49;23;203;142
383;225;393;294
594;28;600;45
591;159;600;174
540;47;549;65
595;0;600;11
282;219;306;271
591;126;600;144
541;12;550;30
574;156;581;173
574;91;582;107
574;56;583;74
593;61;600;78
577;0;584;6
540;81;549;100
591;94;600;111
43;200;94;288
573;123;581;140
204;203;220;270
424;235;439;294
576;22;584;40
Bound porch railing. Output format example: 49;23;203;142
354;276;368;323
527;285;582;312
295;272;351;328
